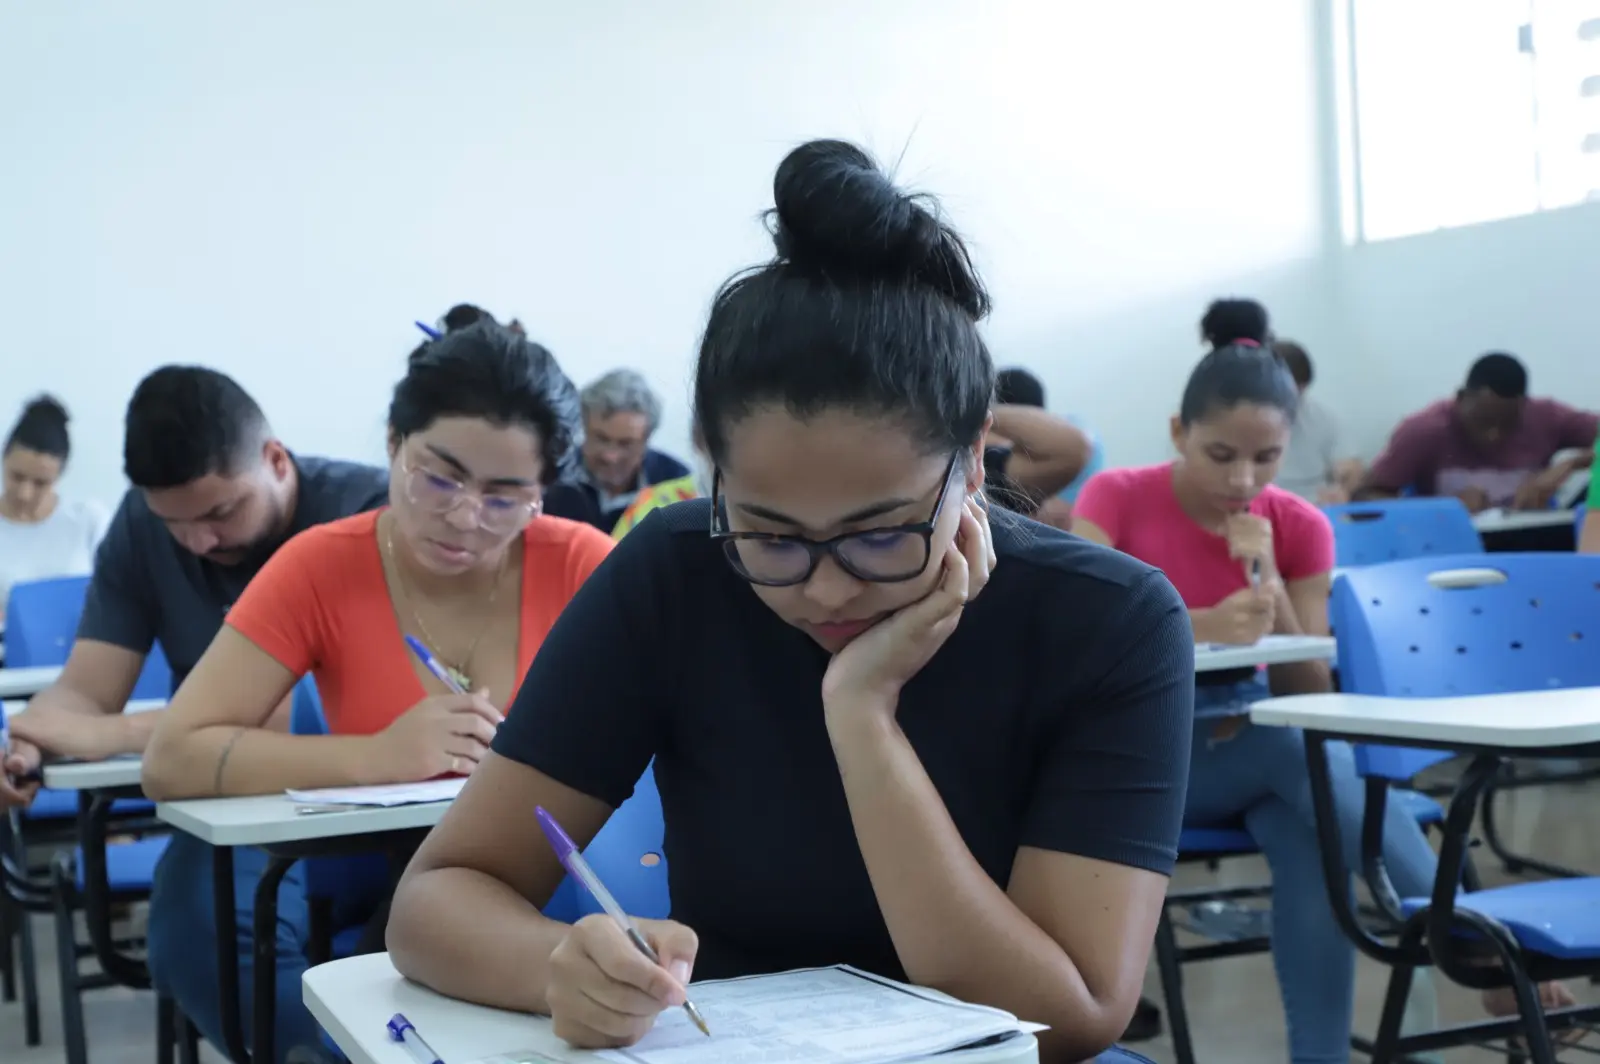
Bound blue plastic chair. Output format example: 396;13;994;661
3;576;165;822
1322;498;1483;568
1320;554;1600;1061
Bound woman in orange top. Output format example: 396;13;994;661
143;321;614;800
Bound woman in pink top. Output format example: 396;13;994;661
1073;313;1573;1063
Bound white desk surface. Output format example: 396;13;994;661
1250;688;1600;748
157;793;452;847
1472;508;1577;533
43;755;144;791
0;665;62;699
1194;635;1336;672
304;953;1040;1064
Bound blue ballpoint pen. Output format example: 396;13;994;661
387;1013;444;1064
403;634;467;695
415;321;443;339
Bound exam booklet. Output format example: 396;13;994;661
471;965;1046;1064
284;778;466;807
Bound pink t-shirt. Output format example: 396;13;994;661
1074;462;1335;610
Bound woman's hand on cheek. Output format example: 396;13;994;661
820;497;995;719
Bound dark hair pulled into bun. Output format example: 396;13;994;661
694;139;996;467
6;393;72;461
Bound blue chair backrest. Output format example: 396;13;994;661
1322;498;1482;568
563;765;669;921
5;575;173;699
289;679;392;924
1332;552;1600;779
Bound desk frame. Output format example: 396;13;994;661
211;828;425;1064
1299;729;1600;1064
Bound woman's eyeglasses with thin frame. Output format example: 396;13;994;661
398;450;542;534
709;453;961;587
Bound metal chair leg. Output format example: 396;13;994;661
0;891;17;1002
157;995;178;1064
18;888;42;1045
50;852;89;1064
1153;909;1197;1064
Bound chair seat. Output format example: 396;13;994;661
1400;878;1600;960
76;837;170;893
330;925;364;960
1179;824;1258;855
25;788;155;821
1095;1046;1159;1064
1395;788;1445;825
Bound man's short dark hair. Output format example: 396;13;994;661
1464;352;1527;399
1273;340;1313;388
123;366;269;489
995;367;1046;408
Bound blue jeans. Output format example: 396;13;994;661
1187;681;1439;1064
147;832;315;1064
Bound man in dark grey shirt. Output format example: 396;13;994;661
0;365;387;1064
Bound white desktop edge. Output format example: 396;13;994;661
156;794;452;847
1194;636;1336;673
42;756;145;791
1472;508;1577;533
0;665;64;699
304;954;1039;1064
1249;689;1600;748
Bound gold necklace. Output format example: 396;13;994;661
385;517;507;692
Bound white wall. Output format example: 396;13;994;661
1329;204;1600;458
0;1;1331;507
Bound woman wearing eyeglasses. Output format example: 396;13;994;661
142;322;614;801
385;141;1192;1064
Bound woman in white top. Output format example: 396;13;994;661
0;396;109;614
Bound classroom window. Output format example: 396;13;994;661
1339;0;1600;242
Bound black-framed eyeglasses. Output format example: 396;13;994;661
709;453;960;587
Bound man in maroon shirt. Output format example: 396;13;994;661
1356;353;1597;512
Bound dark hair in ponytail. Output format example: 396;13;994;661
693;139;995;466
5;395;71;463
1199;298;1270;350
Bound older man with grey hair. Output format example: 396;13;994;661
549;368;689;533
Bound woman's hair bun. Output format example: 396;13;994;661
21;394;69;427
769;139;991;321
1200;298;1271;348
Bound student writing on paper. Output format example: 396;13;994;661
1355;352;1596;513
388;140;1194;1064
1070;332;1576;1063
0;395;109;614
144;322;612;801
0;366;388;1064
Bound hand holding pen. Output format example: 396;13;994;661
537;806;709;1049
369;636;503;779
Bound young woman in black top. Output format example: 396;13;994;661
387;140;1194;1064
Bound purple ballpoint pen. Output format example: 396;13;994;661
535;806;710;1036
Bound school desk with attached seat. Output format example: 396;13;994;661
1253;552;1600;1064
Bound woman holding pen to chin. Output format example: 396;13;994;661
386;140;1194;1064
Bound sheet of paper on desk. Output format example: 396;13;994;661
283;778;465;807
471;965;1043;1064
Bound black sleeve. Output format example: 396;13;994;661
1020;571;1194;875
492;508;676;807
75;493;160;655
